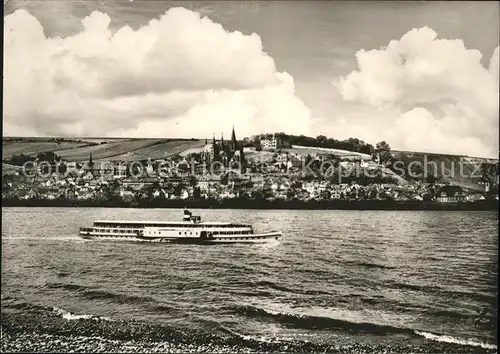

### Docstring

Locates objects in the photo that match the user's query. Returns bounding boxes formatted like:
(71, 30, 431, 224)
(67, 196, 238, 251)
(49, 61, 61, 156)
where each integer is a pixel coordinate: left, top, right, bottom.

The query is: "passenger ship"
(79, 210, 281, 244)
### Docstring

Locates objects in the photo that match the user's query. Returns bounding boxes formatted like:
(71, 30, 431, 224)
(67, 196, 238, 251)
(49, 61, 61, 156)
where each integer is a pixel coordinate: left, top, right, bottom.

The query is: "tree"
(320, 190, 331, 200)
(5, 153, 35, 166)
(422, 193, 432, 201)
(425, 173, 436, 185)
(373, 141, 392, 164)
(174, 183, 186, 196)
(480, 163, 496, 184)
(193, 186, 201, 199)
(357, 187, 366, 200)
(316, 135, 328, 147)
(36, 151, 62, 164)
(360, 143, 375, 156)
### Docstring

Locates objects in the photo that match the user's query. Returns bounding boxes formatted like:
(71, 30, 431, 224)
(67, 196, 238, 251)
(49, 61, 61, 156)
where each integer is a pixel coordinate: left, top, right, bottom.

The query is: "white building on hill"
(260, 135, 278, 150)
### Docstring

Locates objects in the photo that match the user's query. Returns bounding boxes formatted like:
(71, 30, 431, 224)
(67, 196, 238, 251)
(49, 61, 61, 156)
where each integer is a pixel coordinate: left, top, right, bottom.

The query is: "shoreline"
(1, 330, 495, 354)
(1, 198, 498, 211)
(1, 315, 496, 354)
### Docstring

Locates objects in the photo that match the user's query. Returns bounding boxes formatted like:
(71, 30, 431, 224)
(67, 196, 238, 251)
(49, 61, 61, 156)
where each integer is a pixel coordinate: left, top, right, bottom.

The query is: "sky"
(3, 0, 499, 158)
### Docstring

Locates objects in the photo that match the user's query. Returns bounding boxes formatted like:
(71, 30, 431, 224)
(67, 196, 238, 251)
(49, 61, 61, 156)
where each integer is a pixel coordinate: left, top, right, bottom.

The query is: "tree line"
(242, 133, 394, 162)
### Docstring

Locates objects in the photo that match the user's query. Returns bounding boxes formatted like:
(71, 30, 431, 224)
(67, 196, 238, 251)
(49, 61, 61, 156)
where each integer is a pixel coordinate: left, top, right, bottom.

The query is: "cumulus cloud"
(4, 8, 312, 138)
(339, 27, 499, 158)
(489, 46, 499, 86)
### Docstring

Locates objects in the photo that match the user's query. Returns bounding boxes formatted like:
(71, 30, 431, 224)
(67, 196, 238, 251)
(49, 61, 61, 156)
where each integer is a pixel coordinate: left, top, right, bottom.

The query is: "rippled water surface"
(1, 208, 497, 350)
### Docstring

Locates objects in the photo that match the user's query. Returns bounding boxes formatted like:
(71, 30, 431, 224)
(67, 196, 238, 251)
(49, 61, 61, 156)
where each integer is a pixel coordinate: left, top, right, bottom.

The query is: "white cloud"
(489, 46, 499, 86)
(3, 8, 312, 138)
(338, 27, 499, 158)
(391, 107, 490, 157)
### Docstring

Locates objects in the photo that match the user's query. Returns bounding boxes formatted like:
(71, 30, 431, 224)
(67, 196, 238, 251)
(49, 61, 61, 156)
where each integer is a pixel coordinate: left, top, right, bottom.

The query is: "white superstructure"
(79, 210, 281, 244)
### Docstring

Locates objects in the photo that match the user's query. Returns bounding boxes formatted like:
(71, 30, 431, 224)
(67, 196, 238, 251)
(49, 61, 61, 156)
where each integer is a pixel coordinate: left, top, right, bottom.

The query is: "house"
(436, 185, 466, 203)
(250, 174, 264, 183)
(331, 190, 342, 199)
(82, 171, 96, 182)
(165, 176, 188, 186)
(66, 161, 78, 171)
(113, 164, 128, 179)
(57, 179, 67, 187)
(120, 190, 135, 198)
(26, 189, 38, 199)
(260, 135, 278, 150)
(198, 180, 210, 191)
(466, 193, 486, 202)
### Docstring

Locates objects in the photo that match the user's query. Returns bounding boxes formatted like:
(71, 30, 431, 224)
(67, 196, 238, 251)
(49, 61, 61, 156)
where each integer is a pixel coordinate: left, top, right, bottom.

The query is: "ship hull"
(143, 232, 282, 244)
(79, 231, 281, 244)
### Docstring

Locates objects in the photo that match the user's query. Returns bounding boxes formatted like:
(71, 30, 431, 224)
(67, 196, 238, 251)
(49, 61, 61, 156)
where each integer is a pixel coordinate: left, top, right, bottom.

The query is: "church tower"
(229, 125, 238, 153)
(212, 133, 219, 160)
(221, 132, 227, 154)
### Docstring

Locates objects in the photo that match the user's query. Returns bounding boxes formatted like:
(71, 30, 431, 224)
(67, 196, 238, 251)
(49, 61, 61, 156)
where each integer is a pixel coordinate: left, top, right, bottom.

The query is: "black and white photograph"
(1, 0, 498, 353)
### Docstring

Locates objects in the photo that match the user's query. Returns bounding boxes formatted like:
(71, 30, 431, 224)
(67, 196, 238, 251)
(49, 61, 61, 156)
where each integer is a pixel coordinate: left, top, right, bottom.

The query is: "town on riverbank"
(2, 129, 499, 210)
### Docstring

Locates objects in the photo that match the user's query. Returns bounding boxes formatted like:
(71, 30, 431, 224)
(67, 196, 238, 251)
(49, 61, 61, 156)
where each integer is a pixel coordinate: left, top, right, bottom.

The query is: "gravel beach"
(2, 330, 498, 354)
(1, 312, 497, 354)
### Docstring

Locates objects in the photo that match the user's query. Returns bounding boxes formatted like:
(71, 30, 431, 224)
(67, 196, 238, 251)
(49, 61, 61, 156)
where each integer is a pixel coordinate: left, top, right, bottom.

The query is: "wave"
(47, 282, 89, 292)
(2, 299, 497, 352)
(46, 282, 156, 305)
(386, 281, 497, 304)
(2, 236, 82, 241)
(150, 305, 176, 313)
(415, 330, 497, 350)
(52, 307, 113, 322)
(347, 261, 397, 270)
(2, 299, 111, 322)
(254, 280, 301, 294)
(427, 309, 476, 320)
(254, 280, 332, 297)
(218, 325, 281, 345)
(228, 304, 415, 335)
(229, 304, 497, 350)
(81, 289, 155, 305)
(2, 301, 45, 311)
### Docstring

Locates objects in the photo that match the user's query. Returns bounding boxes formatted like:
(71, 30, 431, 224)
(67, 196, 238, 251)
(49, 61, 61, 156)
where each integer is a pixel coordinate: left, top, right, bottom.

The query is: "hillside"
(107, 140, 205, 161)
(391, 150, 498, 191)
(2, 163, 23, 173)
(2, 140, 91, 158)
(2, 138, 204, 163)
(2, 138, 497, 189)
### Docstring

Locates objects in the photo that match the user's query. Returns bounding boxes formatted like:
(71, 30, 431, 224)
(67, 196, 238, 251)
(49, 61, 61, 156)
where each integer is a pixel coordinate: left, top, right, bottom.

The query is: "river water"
(1, 207, 497, 352)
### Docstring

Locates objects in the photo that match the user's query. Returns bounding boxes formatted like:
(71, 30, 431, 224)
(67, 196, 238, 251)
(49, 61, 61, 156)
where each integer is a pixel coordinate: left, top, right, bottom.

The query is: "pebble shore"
(1, 311, 497, 354)
(1, 331, 258, 353)
(2, 330, 497, 354)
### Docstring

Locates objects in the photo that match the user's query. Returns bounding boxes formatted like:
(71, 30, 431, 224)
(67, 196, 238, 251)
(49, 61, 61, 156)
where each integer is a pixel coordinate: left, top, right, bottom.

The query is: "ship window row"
(94, 223, 249, 229)
(152, 231, 195, 235)
(92, 228, 256, 236)
(213, 230, 252, 235)
(95, 235, 132, 238)
(94, 229, 135, 234)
